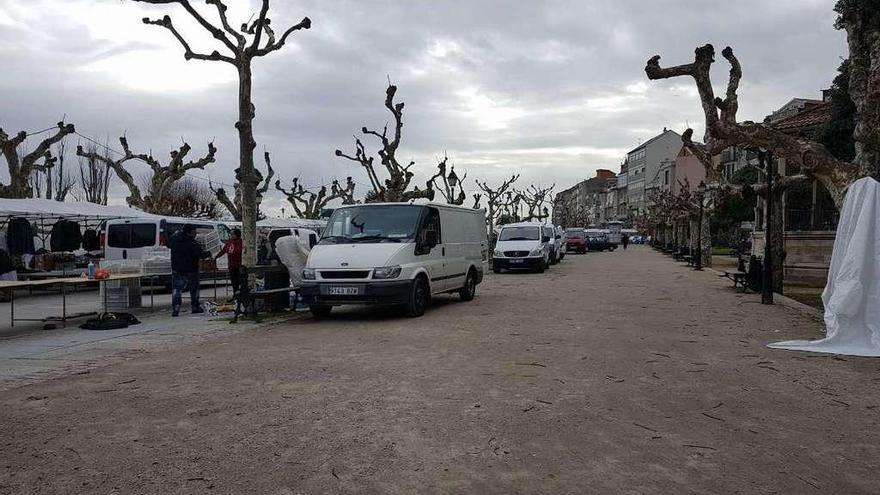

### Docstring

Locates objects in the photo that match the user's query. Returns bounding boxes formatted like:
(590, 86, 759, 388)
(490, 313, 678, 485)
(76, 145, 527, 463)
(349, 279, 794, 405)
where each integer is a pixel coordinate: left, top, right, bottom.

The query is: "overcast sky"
(0, 0, 846, 215)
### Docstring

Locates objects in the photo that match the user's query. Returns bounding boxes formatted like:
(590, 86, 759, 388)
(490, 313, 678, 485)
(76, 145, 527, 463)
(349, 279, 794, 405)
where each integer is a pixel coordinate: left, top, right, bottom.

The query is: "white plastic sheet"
(275, 233, 311, 288)
(769, 177, 880, 356)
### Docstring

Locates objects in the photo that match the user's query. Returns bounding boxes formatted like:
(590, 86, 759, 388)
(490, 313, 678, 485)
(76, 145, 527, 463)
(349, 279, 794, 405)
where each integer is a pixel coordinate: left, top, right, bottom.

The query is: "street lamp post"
(759, 150, 774, 305)
(695, 181, 706, 271)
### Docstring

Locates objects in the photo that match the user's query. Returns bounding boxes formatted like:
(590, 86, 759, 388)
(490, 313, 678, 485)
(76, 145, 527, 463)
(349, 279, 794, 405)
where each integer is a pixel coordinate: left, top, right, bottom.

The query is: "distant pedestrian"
(216, 228, 243, 295)
(622, 235, 629, 250)
(168, 224, 211, 317)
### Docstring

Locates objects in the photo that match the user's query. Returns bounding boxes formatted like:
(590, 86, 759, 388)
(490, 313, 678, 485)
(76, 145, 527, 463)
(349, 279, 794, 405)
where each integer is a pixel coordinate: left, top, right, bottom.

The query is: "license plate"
(325, 286, 361, 295)
(509, 259, 524, 264)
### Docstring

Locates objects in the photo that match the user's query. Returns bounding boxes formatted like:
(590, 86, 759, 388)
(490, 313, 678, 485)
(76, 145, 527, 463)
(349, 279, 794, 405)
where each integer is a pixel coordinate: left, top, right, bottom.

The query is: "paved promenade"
(2, 247, 877, 494)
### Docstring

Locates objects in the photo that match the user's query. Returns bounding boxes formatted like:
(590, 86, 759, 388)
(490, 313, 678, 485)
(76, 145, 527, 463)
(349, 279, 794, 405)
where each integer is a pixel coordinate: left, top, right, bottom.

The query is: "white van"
(103, 218, 229, 261)
(299, 202, 488, 318)
(492, 222, 553, 273)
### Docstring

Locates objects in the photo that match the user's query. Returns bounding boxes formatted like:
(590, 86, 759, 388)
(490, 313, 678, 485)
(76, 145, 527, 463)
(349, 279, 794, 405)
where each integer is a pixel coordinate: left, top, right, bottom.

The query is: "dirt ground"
(2, 246, 879, 494)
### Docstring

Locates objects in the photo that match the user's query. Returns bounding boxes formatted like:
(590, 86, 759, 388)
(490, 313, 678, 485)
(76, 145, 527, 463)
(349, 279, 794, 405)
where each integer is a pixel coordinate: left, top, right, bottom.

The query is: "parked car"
(493, 222, 552, 273)
(552, 226, 567, 263)
(565, 228, 588, 253)
(587, 233, 617, 252)
(299, 202, 488, 318)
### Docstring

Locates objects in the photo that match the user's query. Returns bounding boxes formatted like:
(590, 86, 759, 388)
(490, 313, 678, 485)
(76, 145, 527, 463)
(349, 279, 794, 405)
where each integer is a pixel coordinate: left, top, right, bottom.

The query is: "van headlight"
(529, 248, 543, 257)
(493, 249, 504, 258)
(302, 268, 316, 280)
(372, 265, 402, 279)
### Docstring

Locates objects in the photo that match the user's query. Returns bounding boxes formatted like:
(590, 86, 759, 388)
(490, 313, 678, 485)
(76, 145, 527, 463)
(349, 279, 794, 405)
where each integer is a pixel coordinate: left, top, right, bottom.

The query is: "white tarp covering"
(275, 232, 312, 288)
(0, 198, 156, 220)
(769, 177, 880, 356)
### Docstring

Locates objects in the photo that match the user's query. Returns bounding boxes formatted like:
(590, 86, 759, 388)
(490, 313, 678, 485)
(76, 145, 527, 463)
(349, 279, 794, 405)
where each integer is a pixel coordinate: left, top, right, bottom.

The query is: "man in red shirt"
(216, 228, 243, 295)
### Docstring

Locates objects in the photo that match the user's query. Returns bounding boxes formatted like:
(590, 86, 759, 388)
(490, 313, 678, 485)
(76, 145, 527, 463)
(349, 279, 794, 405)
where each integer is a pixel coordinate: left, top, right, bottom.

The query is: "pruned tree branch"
(276, 176, 356, 219)
(76, 135, 216, 212)
(431, 156, 469, 205)
(0, 121, 75, 198)
(336, 83, 438, 203)
(646, 42, 866, 209)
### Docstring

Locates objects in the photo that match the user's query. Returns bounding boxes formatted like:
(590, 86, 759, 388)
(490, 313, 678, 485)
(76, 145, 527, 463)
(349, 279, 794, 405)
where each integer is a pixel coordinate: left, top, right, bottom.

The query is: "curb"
(705, 267, 823, 320)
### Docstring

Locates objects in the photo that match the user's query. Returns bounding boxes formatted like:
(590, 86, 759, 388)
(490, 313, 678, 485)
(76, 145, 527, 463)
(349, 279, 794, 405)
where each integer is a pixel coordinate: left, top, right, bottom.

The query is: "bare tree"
(76, 143, 113, 205)
(519, 184, 555, 221)
(276, 177, 356, 219)
(42, 138, 75, 201)
(431, 156, 468, 205)
(553, 194, 589, 229)
(645, 2, 879, 210)
(211, 151, 275, 221)
(132, 0, 311, 274)
(476, 174, 519, 238)
(335, 84, 440, 203)
(145, 177, 221, 219)
(76, 136, 216, 214)
(0, 121, 75, 198)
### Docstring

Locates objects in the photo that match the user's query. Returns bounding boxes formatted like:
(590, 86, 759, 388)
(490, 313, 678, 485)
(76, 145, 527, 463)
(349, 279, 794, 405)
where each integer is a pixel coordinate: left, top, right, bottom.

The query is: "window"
(322, 205, 423, 243)
(107, 223, 157, 248)
(664, 170, 670, 185)
(419, 207, 441, 245)
(499, 226, 540, 241)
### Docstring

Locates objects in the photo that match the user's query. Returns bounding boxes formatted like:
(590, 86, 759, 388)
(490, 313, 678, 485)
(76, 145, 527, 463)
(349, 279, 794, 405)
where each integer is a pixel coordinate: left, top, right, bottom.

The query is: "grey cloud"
(0, 0, 847, 214)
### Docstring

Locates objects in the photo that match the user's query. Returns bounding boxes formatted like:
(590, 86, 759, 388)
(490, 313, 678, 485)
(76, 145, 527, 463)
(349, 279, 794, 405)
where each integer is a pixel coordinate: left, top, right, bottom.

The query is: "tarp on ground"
(0, 198, 157, 221)
(769, 177, 880, 357)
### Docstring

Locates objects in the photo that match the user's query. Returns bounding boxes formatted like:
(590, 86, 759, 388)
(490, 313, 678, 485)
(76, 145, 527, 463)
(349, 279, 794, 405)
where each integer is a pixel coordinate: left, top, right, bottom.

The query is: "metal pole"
(695, 194, 703, 271)
(761, 151, 774, 305)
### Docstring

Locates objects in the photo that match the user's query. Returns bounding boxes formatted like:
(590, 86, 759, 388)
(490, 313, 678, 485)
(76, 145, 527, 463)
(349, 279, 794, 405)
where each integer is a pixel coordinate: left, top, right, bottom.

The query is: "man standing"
(622, 234, 629, 250)
(216, 228, 243, 295)
(168, 224, 210, 317)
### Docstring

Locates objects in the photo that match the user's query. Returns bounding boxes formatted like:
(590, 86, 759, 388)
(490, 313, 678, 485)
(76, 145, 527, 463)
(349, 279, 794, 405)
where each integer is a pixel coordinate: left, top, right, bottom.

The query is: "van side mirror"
(542, 235, 551, 243)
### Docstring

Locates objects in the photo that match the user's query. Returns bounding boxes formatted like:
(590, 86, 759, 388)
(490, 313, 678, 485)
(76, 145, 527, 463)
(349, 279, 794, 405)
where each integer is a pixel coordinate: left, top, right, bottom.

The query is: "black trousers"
(229, 266, 242, 294)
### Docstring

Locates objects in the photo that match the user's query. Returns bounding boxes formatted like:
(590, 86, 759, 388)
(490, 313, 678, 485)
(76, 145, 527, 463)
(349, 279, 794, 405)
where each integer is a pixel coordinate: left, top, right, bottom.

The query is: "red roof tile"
(771, 101, 831, 133)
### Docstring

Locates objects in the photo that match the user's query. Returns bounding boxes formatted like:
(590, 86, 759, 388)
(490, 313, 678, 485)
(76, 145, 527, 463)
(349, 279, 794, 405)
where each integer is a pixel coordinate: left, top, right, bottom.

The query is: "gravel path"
(1, 246, 878, 494)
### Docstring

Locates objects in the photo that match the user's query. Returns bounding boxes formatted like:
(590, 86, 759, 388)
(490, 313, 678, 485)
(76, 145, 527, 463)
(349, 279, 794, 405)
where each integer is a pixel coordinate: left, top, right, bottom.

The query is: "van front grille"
(319, 270, 371, 279)
(503, 251, 530, 257)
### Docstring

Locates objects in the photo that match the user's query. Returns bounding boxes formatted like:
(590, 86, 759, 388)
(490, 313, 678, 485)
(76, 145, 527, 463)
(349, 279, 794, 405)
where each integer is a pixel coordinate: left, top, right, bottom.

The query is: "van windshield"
(499, 226, 540, 241)
(321, 205, 423, 244)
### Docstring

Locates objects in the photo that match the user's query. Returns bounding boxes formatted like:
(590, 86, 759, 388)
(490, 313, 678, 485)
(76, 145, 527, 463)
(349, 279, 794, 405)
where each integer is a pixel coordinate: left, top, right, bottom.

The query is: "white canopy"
(0, 198, 157, 222)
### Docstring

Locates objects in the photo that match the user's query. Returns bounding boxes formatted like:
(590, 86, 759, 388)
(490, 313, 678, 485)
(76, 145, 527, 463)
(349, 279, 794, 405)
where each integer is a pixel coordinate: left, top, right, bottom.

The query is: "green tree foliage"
(817, 59, 856, 161)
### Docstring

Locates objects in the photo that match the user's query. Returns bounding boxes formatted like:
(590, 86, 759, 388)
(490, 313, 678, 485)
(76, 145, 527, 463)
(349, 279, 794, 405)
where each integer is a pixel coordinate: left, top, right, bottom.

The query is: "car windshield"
(567, 233, 584, 239)
(320, 205, 423, 244)
(499, 226, 540, 241)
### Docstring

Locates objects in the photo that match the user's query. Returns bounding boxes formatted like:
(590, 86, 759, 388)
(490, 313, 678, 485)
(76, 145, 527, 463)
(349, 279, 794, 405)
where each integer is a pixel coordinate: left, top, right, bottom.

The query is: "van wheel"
(536, 260, 546, 273)
(459, 270, 477, 301)
(405, 277, 429, 317)
(310, 305, 332, 318)
(493, 265, 502, 274)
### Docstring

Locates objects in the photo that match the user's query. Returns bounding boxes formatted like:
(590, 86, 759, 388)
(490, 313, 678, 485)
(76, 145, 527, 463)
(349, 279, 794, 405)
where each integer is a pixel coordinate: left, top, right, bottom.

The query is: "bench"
(231, 286, 297, 323)
(682, 255, 694, 266)
(720, 270, 749, 292)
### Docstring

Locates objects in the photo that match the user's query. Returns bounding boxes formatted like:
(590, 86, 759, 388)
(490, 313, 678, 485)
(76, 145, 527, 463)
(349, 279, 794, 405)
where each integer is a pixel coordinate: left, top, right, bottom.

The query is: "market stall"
(0, 198, 158, 280)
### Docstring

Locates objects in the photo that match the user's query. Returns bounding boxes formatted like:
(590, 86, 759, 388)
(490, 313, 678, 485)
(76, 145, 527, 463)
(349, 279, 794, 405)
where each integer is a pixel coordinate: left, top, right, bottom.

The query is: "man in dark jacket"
(168, 224, 211, 317)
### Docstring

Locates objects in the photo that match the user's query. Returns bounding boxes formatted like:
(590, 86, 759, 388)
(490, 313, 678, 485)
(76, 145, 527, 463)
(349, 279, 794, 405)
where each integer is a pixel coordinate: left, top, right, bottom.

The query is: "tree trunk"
(770, 194, 785, 293)
(237, 64, 259, 276)
(701, 211, 713, 268)
(487, 204, 496, 246)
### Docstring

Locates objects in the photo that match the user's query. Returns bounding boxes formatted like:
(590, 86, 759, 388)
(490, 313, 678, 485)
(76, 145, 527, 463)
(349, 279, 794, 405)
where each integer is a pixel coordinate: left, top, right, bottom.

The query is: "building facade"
(626, 128, 683, 217)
